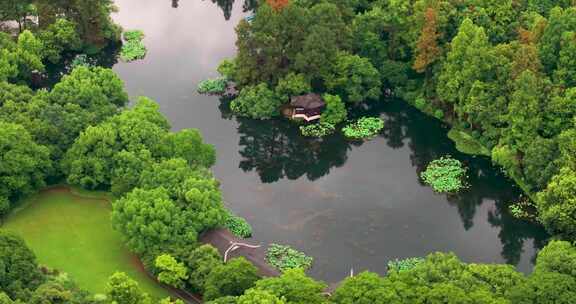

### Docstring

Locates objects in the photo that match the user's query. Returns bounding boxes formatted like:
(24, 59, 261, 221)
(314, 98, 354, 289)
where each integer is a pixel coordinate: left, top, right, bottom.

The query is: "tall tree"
(505, 70, 545, 150)
(536, 167, 576, 239)
(437, 19, 496, 118)
(413, 7, 441, 73)
(325, 52, 381, 104)
(538, 7, 576, 73)
(0, 0, 34, 32)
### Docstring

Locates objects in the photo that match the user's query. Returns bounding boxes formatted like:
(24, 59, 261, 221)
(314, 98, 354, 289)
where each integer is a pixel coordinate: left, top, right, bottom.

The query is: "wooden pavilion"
(288, 93, 325, 122)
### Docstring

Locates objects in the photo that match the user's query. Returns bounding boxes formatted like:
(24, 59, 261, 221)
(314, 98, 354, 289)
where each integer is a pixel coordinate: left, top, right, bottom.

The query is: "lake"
(110, 0, 548, 282)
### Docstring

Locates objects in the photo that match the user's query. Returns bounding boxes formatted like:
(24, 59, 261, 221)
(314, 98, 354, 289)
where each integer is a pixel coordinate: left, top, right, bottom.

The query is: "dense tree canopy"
(62, 97, 215, 191)
(204, 257, 260, 301)
(252, 269, 326, 304)
(184, 244, 223, 294)
(0, 230, 44, 301)
(0, 122, 51, 215)
(111, 187, 199, 256)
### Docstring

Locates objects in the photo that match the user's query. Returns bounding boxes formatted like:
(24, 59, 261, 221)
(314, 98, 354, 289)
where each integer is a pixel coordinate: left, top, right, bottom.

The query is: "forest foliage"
(2, 0, 576, 303)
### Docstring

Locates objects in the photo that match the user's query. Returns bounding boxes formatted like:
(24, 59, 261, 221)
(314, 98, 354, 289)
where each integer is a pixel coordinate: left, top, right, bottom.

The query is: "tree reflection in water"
(199, 0, 258, 20)
(236, 117, 352, 183)
(220, 97, 549, 268)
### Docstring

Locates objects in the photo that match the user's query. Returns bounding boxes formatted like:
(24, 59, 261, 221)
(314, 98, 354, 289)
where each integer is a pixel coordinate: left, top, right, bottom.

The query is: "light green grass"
(447, 128, 491, 157)
(2, 187, 170, 299)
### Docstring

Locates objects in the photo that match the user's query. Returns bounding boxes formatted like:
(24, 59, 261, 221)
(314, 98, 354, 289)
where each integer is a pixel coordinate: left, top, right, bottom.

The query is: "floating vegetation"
(342, 117, 384, 139)
(197, 77, 228, 94)
(509, 197, 538, 222)
(120, 30, 147, 62)
(300, 122, 335, 137)
(224, 213, 252, 238)
(421, 156, 468, 193)
(266, 244, 313, 272)
(387, 257, 425, 273)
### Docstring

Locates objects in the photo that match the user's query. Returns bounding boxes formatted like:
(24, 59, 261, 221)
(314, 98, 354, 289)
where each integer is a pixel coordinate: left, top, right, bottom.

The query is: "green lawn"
(2, 187, 170, 299)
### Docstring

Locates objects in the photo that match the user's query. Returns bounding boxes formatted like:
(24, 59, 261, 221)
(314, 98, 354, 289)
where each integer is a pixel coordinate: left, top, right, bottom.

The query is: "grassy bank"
(2, 187, 169, 299)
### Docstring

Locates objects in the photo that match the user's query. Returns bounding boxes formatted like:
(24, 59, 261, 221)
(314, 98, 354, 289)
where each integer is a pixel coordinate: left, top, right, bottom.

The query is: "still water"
(110, 0, 548, 282)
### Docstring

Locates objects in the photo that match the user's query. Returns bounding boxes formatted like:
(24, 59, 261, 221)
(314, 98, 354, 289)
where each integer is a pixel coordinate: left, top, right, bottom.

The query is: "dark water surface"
(111, 0, 548, 281)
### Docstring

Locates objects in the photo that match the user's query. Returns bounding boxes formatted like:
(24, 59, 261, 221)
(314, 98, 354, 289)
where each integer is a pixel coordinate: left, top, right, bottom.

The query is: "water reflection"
(221, 97, 549, 269)
(219, 98, 352, 182)
(488, 203, 549, 265)
(201, 0, 257, 20)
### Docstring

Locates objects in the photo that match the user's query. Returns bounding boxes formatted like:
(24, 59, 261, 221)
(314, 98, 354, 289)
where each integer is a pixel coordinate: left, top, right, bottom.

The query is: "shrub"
(225, 213, 253, 238)
(230, 84, 282, 119)
(342, 117, 384, 139)
(204, 257, 260, 300)
(300, 122, 335, 137)
(185, 245, 223, 294)
(434, 109, 444, 119)
(415, 97, 426, 110)
(123, 30, 144, 41)
(154, 254, 188, 288)
(198, 78, 228, 94)
(266, 244, 313, 272)
(387, 257, 424, 273)
(421, 156, 467, 193)
(275, 73, 311, 102)
(321, 94, 347, 125)
(217, 59, 237, 80)
(120, 30, 147, 62)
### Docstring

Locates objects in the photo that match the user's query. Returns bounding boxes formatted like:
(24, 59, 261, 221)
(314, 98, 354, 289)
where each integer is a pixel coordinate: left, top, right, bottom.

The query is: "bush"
(421, 156, 467, 193)
(225, 213, 253, 238)
(342, 117, 384, 139)
(387, 257, 424, 273)
(299, 122, 335, 137)
(204, 257, 260, 300)
(275, 73, 311, 102)
(185, 245, 223, 294)
(266, 244, 313, 272)
(217, 59, 237, 80)
(321, 94, 347, 125)
(154, 254, 188, 288)
(434, 109, 444, 119)
(230, 84, 282, 119)
(123, 30, 144, 41)
(415, 97, 426, 110)
(120, 30, 147, 62)
(198, 78, 228, 94)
